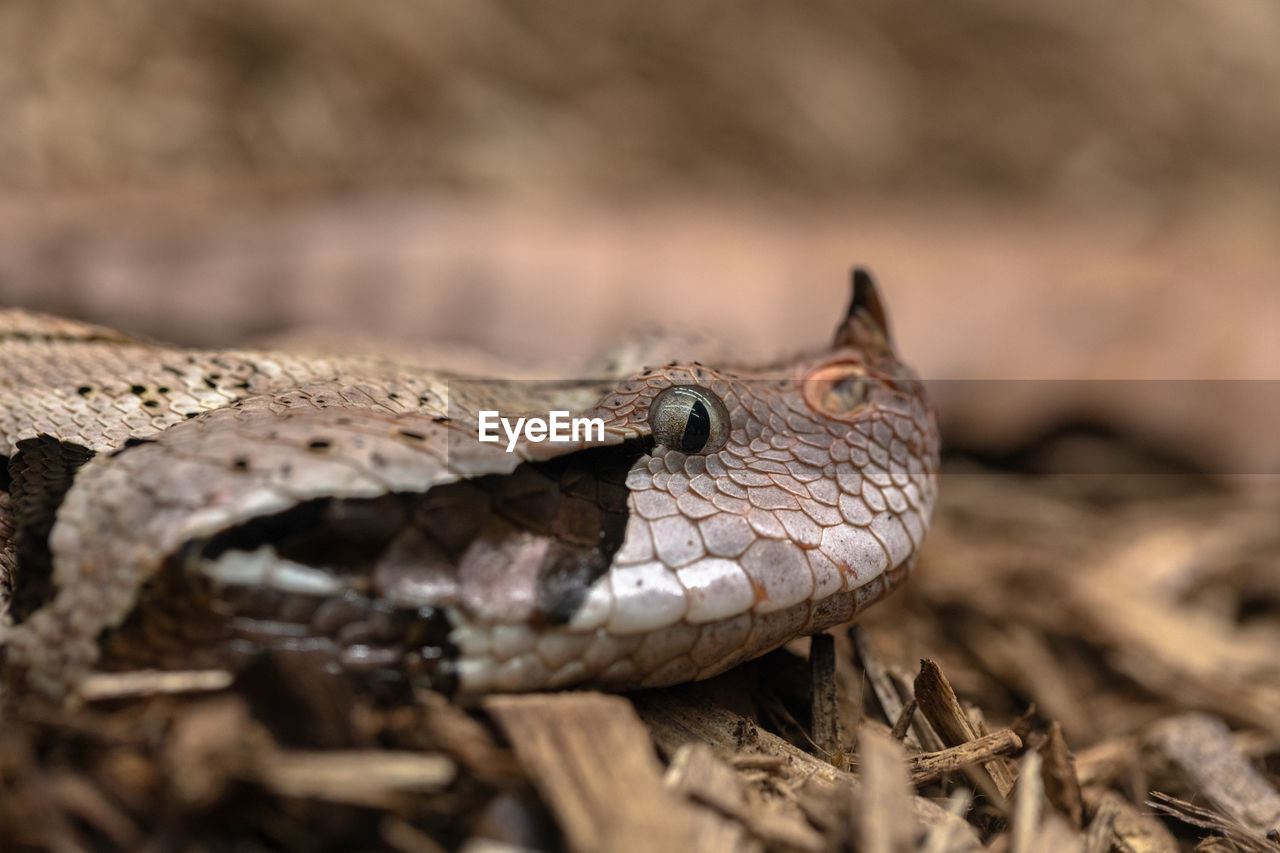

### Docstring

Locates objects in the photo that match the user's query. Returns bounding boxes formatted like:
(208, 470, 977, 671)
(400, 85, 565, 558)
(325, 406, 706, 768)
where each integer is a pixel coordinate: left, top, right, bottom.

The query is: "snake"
(0, 270, 938, 701)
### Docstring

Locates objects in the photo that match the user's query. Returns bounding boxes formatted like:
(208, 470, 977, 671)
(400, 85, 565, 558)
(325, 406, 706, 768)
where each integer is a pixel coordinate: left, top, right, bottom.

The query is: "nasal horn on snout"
(832, 267, 894, 355)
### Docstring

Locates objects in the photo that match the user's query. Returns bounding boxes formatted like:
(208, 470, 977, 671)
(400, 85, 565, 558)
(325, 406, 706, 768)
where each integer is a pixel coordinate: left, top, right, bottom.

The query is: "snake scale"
(0, 271, 938, 701)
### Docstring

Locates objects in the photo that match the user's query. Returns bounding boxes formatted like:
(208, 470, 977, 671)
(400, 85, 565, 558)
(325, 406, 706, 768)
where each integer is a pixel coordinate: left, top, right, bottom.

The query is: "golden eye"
(803, 362, 872, 416)
(648, 386, 731, 454)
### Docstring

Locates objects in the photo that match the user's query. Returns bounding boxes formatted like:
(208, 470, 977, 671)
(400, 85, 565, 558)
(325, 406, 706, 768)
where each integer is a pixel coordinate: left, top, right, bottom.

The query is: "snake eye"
(648, 385, 731, 454)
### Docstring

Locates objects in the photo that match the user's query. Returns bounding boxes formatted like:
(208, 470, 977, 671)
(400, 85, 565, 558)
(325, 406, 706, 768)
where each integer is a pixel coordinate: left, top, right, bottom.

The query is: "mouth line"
(184, 436, 654, 598)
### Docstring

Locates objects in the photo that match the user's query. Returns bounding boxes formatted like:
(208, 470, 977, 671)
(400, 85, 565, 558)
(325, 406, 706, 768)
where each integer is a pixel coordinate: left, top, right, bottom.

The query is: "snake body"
(0, 272, 938, 699)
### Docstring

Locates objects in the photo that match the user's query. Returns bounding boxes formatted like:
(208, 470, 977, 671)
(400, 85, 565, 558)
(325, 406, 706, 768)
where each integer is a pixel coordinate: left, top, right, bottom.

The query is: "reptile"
(0, 270, 938, 701)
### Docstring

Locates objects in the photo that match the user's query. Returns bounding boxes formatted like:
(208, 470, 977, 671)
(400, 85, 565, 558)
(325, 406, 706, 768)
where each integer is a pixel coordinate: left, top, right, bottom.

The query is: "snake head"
(1, 272, 937, 700)
(441, 270, 938, 691)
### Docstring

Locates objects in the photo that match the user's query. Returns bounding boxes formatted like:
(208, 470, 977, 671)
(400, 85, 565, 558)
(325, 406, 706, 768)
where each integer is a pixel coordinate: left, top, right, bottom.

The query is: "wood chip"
(1082, 787, 1178, 853)
(665, 742, 823, 851)
(962, 622, 1096, 744)
(889, 697, 918, 742)
(888, 664, 947, 752)
(634, 688, 983, 850)
(381, 814, 449, 853)
(1010, 750, 1044, 853)
(1038, 721, 1083, 827)
(77, 668, 234, 701)
(163, 682, 455, 813)
(1073, 734, 1140, 789)
(1147, 712, 1280, 838)
(809, 632, 843, 766)
(1145, 792, 1279, 853)
(1069, 525, 1280, 734)
(485, 692, 752, 853)
(851, 626, 915, 747)
(413, 689, 517, 781)
(47, 770, 143, 851)
(856, 725, 918, 853)
(665, 743, 753, 824)
(907, 728, 1022, 788)
(728, 754, 787, 771)
(255, 750, 456, 808)
(1081, 791, 1119, 853)
(163, 694, 260, 808)
(914, 658, 1017, 799)
(1010, 750, 1084, 853)
(457, 840, 546, 853)
(921, 789, 974, 853)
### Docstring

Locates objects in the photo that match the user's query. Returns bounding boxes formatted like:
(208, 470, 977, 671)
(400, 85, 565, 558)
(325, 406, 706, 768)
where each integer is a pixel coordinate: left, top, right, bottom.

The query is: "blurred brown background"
(2, 0, 1278, 469)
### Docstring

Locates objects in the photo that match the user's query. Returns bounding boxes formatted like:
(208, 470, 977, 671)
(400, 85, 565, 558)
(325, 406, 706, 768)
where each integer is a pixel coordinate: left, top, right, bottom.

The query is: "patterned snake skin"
(0, 271, 938, 700)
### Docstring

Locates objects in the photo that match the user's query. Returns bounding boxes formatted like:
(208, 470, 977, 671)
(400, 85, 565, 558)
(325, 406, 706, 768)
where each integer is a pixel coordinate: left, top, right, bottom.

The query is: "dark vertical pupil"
(680, 399, 711, 453)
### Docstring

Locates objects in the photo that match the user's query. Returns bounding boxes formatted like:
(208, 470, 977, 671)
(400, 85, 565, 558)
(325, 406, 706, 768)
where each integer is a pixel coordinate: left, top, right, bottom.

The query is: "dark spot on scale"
(130, 384, 146, 395)
(204, 378, 219, 390)
(307, 439, 332, 451)
(143, 400, 159, 408)
(388, 392, 400, 400)
(433, 416, 450, 425)
(232, 457, 249, 471)
(280, 463, 293, 476)
(76, 386, 92, 396)
(234, 381, 250, 391)
(398, 429, 426, 441)
(157, 386, 170, 394)
(184, 412, 198, 419)
(371, 452, 388, 467)
(110, 437, 158, 456)
(336, 417, 352, 425)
